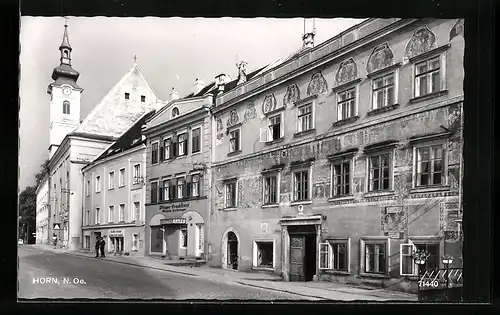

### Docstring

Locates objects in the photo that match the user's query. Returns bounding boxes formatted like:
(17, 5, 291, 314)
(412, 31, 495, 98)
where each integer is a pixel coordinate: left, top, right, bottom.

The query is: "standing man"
(94, 237, 101, 258)
(99, 236, 106, 258)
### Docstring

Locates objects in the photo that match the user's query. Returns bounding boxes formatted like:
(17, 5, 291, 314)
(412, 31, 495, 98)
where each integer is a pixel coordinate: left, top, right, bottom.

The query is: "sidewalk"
(29, 244, 417, 301)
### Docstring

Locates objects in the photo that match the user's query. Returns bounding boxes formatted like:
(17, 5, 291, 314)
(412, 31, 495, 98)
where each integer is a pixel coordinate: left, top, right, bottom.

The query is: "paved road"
(18, 246, 311, 300)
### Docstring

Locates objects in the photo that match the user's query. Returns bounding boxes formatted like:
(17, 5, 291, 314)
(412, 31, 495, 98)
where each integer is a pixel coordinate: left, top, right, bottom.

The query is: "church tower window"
(63, 100, 70, 114)
(125, 92, 130, 100)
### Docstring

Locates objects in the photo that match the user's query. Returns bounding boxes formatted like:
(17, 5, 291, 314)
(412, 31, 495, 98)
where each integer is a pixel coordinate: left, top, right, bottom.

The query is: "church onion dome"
(51, 64, 80, 82)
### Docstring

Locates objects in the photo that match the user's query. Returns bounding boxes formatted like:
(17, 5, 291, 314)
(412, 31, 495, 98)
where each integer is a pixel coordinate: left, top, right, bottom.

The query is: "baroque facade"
(208, 18, 464, 292)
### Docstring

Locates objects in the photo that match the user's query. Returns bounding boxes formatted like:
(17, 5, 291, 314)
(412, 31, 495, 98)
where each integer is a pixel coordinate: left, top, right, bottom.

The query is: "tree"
(34, 159, 50, 189)
(19, 186, 36, 244)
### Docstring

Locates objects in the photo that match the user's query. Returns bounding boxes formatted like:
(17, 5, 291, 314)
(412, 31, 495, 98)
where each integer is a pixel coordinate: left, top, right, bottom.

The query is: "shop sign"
(109, 229, 124, 237)
(388, 231, 403, 239)
(159, 202, 190, 213)
(161, 218, 186, 225)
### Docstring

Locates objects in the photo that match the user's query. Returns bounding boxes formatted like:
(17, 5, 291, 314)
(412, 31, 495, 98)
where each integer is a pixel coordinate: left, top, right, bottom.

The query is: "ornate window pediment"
(403, 25, 438, 64)
(307, 71, 328, 97)
(335, 58, 358, 87)
(366, 43, 395, 75)
(226, 109, 240, 128)
(283, 84, 301, 107)
(262, 93, 278, 114)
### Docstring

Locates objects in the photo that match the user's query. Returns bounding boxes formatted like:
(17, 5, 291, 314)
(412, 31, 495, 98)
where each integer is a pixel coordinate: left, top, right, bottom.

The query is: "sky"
(19, 16, 365, 191)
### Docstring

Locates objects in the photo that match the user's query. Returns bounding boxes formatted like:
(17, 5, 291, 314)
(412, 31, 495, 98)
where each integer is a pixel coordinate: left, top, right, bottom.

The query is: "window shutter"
(400, 242, 415, 276)
(259, 128, 268, 143)
(186, 175, 192, 198)
(159, 142, 165, 161)
(172, 138, 177, 158)
(158, 182, 164, 201)
(280, 115, 284, 138)
(170, 182, 176, 200)
(184, 138, 188, 156)
(198, 175, 203, 196)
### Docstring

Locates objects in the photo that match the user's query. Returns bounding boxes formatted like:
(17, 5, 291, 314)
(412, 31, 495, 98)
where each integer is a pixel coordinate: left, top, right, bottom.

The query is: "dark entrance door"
(288, 225, 317, 282)
(227, 232, 238, 270)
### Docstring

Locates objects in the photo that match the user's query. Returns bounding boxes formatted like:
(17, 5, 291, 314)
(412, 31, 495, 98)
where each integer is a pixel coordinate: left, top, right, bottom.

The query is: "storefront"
(82, 225, 146, 256)
(145, 198, 207, 260)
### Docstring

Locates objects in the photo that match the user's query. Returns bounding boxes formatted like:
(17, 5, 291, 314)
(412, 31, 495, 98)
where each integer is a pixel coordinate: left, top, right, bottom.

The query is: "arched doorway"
(149, 213, 166, 255)
(221, 228, 240, 270)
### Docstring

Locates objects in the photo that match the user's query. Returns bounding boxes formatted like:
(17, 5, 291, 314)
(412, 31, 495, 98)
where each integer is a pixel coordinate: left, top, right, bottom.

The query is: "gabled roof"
(221, 65, 268, 93)
(91, 109, 156, 164)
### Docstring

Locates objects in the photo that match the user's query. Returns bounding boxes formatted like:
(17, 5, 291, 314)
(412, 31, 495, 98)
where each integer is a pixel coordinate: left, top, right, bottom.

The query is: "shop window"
(319, 239, 349, 271)
(253, 240, 274, 269)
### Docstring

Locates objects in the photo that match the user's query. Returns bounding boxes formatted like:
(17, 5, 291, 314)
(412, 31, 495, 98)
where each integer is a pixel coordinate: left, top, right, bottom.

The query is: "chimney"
(237, 61, 248, 85)
(302, 32, 315, 49)
(170, 87, 180, 101)
(193, 78, 205, 95)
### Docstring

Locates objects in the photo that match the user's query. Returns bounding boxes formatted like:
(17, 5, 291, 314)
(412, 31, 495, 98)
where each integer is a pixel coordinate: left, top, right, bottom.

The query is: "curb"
(234, 281, 324, 300)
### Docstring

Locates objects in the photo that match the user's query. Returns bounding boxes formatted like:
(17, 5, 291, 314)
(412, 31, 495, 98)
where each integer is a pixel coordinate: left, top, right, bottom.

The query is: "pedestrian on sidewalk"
(53, 236, 58, 249)
(99, 237, 106, 258)
(94, 237, 101, 258)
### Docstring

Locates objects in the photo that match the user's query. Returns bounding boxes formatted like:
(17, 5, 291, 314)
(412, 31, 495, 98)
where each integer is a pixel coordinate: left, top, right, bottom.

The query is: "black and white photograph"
(18, 16, 466, 302)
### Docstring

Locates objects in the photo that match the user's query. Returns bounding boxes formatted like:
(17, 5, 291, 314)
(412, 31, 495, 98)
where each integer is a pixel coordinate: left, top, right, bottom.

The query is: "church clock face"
(62, 87, 72, 96)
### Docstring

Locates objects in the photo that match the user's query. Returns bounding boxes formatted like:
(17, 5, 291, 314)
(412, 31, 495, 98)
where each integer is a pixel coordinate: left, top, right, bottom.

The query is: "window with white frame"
(229, 128, 240, 153)
(119, 204, 125, 222)
(400, 240, 440, 276)
(368, 152, 392, 191)
(415, 144, 446, 187)
(95, 207, 100, 224)
(108, 171, 115, 190)
(178, 133, 187, 156)
(151, 181, 158, 203)
(86, 180, 91, 196)
(177, 177, 185, 199)
(108, 205, 114, 223)
(163, 137, 172, 160)
(332, 159, 352, 197)
(134, 202, 140, 222)
(151, 142, 159, 164)
(191, 127, 201, 154)
(192, 174, 201, 197)
(225, 181, 237, 208)
(293, 169, 310, 202)
(319, 239, 350, 271)
(263, 172, 279, 205)
(414, 242, 440, 270)
(372, 72, 396, 109)
(162, 179, 170, 201)
(133, 164, 141, 184)
(414, 56, 441, 98)
(253, 240, 274, 269)
(337, 88, 356, 121)
(119, 168, 125, 187)
(297, 103, 313, 133)
(400, 243, 415, 276)
(268, 113, 284, 141)
(95, 176, 101, 193)
(364, 241, 388, 274)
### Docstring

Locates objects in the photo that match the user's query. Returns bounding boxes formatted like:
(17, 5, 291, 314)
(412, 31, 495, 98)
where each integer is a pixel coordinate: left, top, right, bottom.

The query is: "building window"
(192, 174, 201, 197)
(63, 100, 70, 115)
(364, 243, 387, 274)
(132, 234, 139, 251)
(108, 171, 115, 190)
(178, 133, 187, 156)
(415, 144, 445, 187)
(177, 177, 185, 199)
(134, 202, 140, 222)
(95, 176, 101, 193)
(163, 138, 171, 160)
(263, 173, 279, 205)
(368, 153, 392, 191)
(400, 241, 440, 276)
(108, 205, 114, 223)
(133, 164, 141, 184)
(84, 235, 90, 249)
(180, 225, 188, 248)
(337, 88, 356, 121)
(151, 181, 158, 203)
(332, 160, 351, 197)
(372, 73, 396, 109)
(151, 142, 159, 164)
(162, 179, 170, 201)
(86, 210, 90, 226)
(119, 204, 125, 222)
(96, 208, 100, 224)
(125, 92, 130, 100)
(229, 129, 241, 153)
(268, 113, 283, 141)
(119, 168, 125, 187)
(319, 239, 350, 271)
(141, 95, 146, 102)
(191, 127, 201, 154)
(86, 180, 91, 196)
(400, 243, 415, 276)
(253, 240, 274, 269)
(172, 107, 179, 118)
(415, 242, 440, 271)
(297, 103, 313, 133)
(225, 181, 237, 209)
(414, 56, 441, 98)
(293, 170, 310, 202)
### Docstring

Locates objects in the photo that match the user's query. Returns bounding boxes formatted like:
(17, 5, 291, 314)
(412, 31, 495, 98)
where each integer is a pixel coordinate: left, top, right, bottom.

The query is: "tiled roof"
(93, 109, 156, 162)
(222, 65, 268, 93)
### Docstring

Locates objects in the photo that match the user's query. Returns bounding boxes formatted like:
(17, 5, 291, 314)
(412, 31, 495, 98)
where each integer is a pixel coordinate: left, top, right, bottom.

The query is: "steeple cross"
(63, 16, 69, 26)
(133, 54, 137, 64)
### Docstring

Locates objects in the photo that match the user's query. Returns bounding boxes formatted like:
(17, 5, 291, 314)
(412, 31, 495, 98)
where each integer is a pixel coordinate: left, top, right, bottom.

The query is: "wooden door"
(289, 235, 305, 281)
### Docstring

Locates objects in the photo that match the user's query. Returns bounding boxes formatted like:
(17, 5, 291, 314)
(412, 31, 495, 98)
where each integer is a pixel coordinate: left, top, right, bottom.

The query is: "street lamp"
(413, 249, 430, 301)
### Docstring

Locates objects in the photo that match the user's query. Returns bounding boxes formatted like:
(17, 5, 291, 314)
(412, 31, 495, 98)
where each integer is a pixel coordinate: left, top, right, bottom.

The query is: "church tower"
(47, 21, 83, 159)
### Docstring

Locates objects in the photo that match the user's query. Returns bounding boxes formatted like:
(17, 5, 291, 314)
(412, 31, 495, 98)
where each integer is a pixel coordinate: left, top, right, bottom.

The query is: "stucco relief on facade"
(335, 58, 358, 87)
(262, 93, 278, 114)
(283, 84, 301, 107)
(381, 206, 406, 237)
(243, 101, 257, 123)
(449, 19, 465, 42)
(226, 109, 240, 128)
(366, 42, 395, 74)
(439, 202, 461, 242)
(306, 71, 328, 97)
(403, 25, 438, 64)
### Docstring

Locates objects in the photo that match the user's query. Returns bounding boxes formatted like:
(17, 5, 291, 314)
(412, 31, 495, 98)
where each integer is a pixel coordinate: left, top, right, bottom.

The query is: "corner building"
(209, 18, 464, 292)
